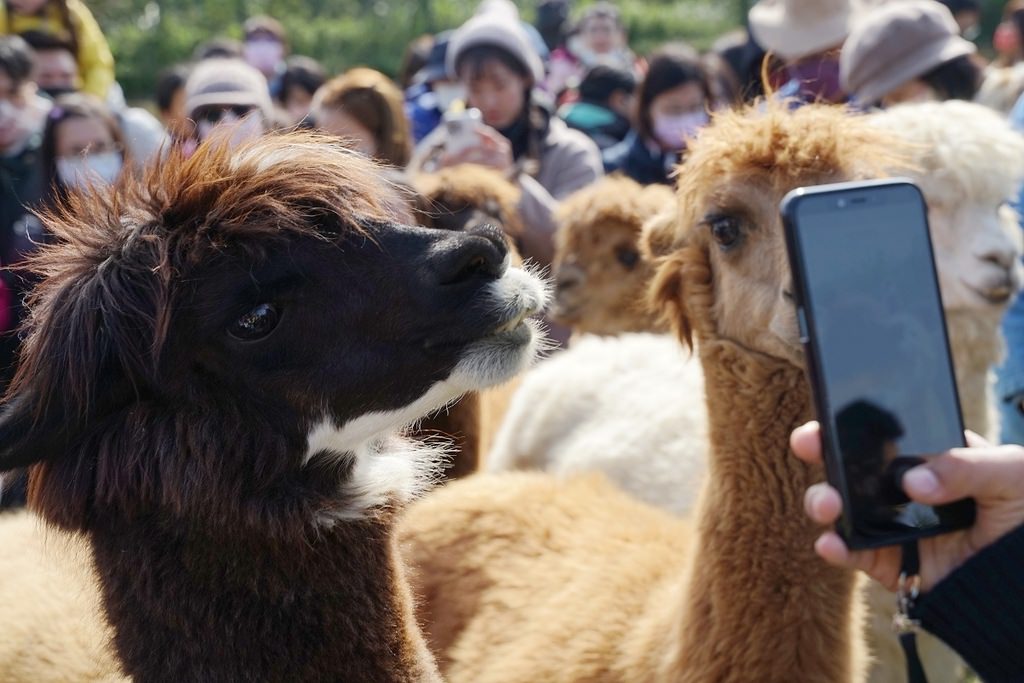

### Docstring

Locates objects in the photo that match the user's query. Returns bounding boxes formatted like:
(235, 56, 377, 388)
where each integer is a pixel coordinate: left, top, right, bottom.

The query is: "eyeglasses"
(193, 104, 256, 124)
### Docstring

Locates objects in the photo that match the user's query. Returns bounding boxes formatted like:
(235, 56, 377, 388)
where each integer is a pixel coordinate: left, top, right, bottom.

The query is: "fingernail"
(903, 467, 939, 497)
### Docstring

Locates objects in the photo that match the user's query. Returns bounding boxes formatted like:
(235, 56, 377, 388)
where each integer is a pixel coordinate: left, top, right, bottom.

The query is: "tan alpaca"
(550, 175, 675, 336)
(400, 103, 908, 682)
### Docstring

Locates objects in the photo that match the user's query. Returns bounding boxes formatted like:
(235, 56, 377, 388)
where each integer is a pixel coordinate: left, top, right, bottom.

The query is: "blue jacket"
(602, 131, 677, 186)
(997, 93, 1024, 444)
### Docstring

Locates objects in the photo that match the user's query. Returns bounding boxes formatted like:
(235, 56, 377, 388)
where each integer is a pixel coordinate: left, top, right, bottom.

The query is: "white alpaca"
(486, 332, 706, 516)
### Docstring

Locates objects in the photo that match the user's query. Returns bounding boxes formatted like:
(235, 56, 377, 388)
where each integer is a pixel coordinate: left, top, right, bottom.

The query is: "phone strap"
(894, 540, 928, 683)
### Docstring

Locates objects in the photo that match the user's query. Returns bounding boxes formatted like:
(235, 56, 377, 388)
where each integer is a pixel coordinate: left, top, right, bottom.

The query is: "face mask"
(652, 110, 708, 150)
(787, 57, 844, 103)
(995, 22, 1019, 56)
(56, 151, 122, 188)
(244, 38, 284, 74)
(433, 83, 465, 112)
(41, 86, 77, 99)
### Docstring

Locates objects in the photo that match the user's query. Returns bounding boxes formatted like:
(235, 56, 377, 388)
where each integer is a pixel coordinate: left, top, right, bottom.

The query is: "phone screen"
(788, 182, 973, 546)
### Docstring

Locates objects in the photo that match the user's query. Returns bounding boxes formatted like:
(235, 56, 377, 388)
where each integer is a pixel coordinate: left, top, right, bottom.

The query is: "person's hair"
(0, 35, 34, 88)
(193, 37, 243, 61)
(243, 15, 287, 44)
(635, 43, 713, 144)
(577, 2, 624, 31)
(277, 55, 326, 106)
(455, 44, 531, 84)
(9, 0, 79, 57)
(577, 64, 636, 105)
(919, 53, 981, 101)
(399, 34, 434, 90)
(40, 93, 127, 205)
(18, 29, 74, 56)
(154, 63, 191, 115)
(313, 68, 412, 168)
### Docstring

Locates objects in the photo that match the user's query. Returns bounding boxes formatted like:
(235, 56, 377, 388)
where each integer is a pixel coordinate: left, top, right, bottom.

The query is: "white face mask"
(56, 150, 123, 188)
(244, 38, 284, 74)
(652, 110, 708, 150)
(433, 83, 466, 112)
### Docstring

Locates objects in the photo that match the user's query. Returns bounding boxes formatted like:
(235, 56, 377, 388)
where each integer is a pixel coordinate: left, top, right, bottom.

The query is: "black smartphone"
(781, 178, 976, 550)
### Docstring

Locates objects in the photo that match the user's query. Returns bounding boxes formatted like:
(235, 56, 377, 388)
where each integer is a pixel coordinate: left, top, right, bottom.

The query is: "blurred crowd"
(4, 0, 1024, 436)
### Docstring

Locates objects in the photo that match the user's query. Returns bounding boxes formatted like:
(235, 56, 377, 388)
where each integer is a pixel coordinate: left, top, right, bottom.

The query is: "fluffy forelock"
(869, 100, 1024, 206)
(555, 175, 674, 250)
(672, 101, 909, 249)
(13, 132, 398, 423)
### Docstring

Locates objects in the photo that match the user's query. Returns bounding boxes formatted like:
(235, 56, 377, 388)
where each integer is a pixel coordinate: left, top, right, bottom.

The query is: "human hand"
(439, 125, 514, 173)
(792, 421, 1024, 592)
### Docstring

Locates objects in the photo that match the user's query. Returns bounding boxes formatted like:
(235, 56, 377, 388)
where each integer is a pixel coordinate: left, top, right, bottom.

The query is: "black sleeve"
(914, 523, 1024, 682)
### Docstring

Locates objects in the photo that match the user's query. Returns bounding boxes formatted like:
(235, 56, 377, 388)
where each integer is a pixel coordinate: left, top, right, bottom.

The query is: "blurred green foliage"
(87, 0, 1010, 102)
(89, 0, 748, 100)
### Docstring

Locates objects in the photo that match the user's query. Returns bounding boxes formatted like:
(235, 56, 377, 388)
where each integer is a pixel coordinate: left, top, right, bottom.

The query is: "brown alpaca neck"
(88, 510, 440, 683)
(664, 337, 860, 682)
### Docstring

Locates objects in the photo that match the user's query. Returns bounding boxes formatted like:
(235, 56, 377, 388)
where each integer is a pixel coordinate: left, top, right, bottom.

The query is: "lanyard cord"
(895, 540, 928, 683)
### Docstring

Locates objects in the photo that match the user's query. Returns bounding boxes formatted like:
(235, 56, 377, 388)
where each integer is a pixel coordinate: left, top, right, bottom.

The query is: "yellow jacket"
(1, 0, 115, 100)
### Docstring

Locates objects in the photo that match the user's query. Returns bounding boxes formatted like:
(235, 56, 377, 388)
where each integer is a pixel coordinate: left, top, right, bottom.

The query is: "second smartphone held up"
(781, 179, 976, 550)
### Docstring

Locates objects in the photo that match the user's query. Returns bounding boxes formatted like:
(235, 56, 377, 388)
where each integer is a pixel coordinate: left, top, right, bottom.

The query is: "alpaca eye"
(229, 303, 280, 341)
(708, 216, 742, 250)
(615, 246, 639, 270)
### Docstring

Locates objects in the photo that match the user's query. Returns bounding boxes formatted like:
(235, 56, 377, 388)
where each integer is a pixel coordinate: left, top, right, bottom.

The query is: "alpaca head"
(869, 101, 1024, 315)
(0, 133, 547, 534)
(551, 176, 674, 335)
(412, 164, 525, 239)
(644, 103, 905, 366)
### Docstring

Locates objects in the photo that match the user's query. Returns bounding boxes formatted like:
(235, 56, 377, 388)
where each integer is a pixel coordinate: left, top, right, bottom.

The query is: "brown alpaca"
(0, 133, 547, 681)
(551, 175, 674, 336)
(400, 103, 909, 682)
(410, 165, 532, 476)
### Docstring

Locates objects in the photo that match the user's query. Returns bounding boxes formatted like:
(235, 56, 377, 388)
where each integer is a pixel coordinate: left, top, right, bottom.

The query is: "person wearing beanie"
(409, 0, 602, 274)
(748, 0, 853, 104)
(183, 58, 274, 152)
(602, 43, 715, 186)
(840, 0, 979, 109)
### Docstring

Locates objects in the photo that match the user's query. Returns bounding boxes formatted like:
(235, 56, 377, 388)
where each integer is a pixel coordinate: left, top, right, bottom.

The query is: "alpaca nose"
(978, 246, 1016, 271)
(435, 224, 508, 286)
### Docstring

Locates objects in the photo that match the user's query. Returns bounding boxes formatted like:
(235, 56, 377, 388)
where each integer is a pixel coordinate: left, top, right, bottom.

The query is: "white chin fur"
(308, 265, 549, 524)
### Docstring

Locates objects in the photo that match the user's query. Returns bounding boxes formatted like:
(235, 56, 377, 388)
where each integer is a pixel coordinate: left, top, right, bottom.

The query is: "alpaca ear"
(647, 253, 692, 350)
(0, 374, 135, 472)
(639, 207, 680, 260)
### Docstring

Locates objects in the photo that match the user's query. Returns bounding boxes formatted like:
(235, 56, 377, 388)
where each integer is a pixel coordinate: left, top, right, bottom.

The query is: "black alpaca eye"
(615, 246, 640, 270)
(229, 303, 280, 341)
(709, 216, 742, 249)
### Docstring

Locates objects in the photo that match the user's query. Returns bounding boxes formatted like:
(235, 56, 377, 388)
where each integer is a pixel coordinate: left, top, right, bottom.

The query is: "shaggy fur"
(486, 332, 707, 517)
(0, 133, 547, 681)
(400, 103, 903, 682)
(0, 513, 124, 682)
(550, 176, 674, 336)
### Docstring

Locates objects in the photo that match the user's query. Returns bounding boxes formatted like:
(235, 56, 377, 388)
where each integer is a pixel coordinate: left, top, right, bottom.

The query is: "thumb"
(902, 445, 1024, 505)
